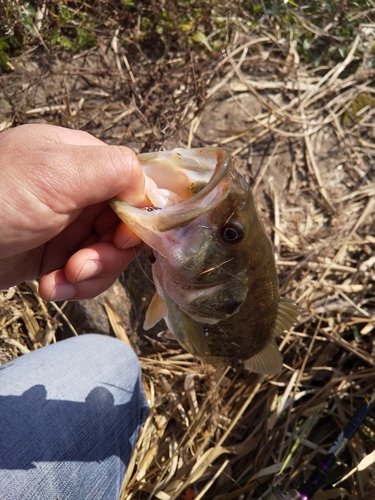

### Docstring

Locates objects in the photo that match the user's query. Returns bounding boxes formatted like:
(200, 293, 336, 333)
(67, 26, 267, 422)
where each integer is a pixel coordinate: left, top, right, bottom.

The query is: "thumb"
(45, 143, 147, 213)
(60, 142, 148, 209)
(7, 124, 149, 215)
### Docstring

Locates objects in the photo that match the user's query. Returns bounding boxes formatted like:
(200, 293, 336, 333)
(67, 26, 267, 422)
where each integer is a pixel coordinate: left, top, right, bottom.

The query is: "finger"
(8, 124, 150, 214)
(44, 125, 158, 207)
(42, 143, 146, 212)
(113, 222, 142, 249)
(93, 205, 144, 248)
(93, 205, 121, 236)
(65, 242, 141, 283)
(38, 269, 118, 301)
(39, 204, 109, 274)
(39, 210, 139, 279)
(39, 242, 142, 301)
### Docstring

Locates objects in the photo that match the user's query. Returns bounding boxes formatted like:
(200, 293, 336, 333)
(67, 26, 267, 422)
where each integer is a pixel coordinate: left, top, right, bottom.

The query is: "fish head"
(110, 148, 262, 323)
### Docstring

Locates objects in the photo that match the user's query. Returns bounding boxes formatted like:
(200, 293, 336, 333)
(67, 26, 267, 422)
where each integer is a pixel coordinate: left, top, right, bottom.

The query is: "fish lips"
(110, 148, 233, 255)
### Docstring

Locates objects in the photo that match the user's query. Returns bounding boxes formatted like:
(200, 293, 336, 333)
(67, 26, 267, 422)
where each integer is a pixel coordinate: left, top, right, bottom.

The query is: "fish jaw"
(137, 148, 221, 199)
(109, 147, 233, 257)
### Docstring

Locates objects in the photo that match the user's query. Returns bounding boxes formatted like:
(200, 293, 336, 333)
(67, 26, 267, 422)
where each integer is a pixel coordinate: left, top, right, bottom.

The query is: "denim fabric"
(0, 334, 148, 500)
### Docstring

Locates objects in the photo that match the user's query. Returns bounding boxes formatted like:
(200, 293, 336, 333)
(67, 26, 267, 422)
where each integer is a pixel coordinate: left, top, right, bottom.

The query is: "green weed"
(0, 0, 374, 72)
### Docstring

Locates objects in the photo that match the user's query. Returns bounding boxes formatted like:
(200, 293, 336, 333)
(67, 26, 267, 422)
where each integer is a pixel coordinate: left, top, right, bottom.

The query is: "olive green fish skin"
(150, 165, 279, 365)
(110, 147, 295, 371)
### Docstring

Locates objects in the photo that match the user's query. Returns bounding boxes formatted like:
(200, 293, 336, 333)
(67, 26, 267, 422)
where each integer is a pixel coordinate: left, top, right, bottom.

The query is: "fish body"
(110, 148, 298, 373)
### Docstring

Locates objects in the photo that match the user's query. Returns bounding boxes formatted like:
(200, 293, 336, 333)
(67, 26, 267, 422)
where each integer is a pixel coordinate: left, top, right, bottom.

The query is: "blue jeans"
(0, 334, 148, 500)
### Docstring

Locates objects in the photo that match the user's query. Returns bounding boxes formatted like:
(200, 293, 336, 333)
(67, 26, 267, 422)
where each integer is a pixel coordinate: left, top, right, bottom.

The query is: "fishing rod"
(266, 386, 375, 500)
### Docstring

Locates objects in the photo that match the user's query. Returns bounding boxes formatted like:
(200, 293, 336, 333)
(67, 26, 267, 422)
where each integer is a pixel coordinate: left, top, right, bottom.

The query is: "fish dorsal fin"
(181, 312, 206, 357)
(273, 297, 299, 336)
(244, 339, 283, 374)
(144, 292, 167, 330)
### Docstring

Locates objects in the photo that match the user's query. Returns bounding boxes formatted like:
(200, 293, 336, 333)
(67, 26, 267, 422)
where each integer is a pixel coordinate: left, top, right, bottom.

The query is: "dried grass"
(1, 17, 375, 500)
(118, 29, 375, 500)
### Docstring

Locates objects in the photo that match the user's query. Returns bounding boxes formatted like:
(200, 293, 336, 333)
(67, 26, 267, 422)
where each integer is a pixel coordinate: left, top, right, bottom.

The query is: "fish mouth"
(110, 147, 233, 241)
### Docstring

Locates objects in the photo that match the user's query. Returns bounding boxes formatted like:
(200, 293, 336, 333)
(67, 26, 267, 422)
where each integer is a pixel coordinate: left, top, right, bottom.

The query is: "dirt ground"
(1, 26, 375, 500)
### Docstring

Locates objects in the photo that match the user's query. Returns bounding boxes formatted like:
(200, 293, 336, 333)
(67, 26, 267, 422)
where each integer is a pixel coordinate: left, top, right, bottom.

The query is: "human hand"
(0, 124, 156, 300)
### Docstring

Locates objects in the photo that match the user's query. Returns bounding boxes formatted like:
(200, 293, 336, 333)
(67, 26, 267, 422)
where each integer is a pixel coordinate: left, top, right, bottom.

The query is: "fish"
(110, 147, 298, 374)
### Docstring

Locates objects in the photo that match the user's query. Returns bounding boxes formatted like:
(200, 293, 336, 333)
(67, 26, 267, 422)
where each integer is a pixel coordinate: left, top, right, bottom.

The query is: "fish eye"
(220, 220, 244, 244)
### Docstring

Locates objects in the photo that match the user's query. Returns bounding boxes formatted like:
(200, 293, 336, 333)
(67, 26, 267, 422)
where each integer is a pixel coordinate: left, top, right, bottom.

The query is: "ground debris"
(1, 8, 375, 499)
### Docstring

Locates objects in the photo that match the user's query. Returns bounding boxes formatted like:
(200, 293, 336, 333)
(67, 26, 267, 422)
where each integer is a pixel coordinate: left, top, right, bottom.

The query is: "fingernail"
(49, 283, 76, 301)
(120, 236, 142, 250)
(115, 224, 142, 249)
(77, 260, 103, 281)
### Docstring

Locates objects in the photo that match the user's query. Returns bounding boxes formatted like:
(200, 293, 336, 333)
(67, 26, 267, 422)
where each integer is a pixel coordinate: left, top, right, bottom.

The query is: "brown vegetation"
(1, 3, 375, 499)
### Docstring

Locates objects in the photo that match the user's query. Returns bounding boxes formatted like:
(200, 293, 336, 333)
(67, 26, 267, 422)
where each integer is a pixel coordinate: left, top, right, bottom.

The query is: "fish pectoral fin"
(273, 297, 300, 336)
(244, 339, 283, 374)
(144, 292, 167, 330)
(181, 312, 206, 357)
(157, 330, 176, 341)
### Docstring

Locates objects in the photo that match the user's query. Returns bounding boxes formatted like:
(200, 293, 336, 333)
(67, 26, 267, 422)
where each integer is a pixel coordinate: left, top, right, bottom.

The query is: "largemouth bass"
(110, 148, 298, 373)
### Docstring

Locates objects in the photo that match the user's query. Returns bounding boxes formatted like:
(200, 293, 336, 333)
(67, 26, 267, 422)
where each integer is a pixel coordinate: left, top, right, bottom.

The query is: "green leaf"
(192, 31, 212, 51)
